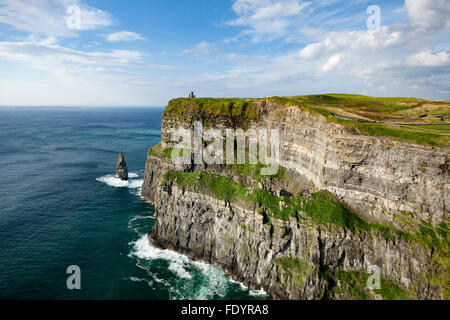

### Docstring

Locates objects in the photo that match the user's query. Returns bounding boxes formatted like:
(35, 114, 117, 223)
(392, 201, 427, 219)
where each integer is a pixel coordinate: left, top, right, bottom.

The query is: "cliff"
(142, 95, 449, 300)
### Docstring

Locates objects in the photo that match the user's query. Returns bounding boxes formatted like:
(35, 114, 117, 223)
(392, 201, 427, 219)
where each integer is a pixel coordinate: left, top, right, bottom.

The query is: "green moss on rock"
(274, 257, 310, 285)
(164, 170, 381, 233)
(324, 270, 410, 300)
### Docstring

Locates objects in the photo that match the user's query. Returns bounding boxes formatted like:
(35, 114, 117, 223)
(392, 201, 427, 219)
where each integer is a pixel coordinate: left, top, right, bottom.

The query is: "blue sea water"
(0, 107, 268, 300)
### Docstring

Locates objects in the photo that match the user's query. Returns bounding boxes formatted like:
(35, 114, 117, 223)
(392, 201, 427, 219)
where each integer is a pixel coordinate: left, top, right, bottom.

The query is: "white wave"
(96, 173, 143, 189)
(191, 260, 229, 300)
(229, 278, 249, 291)
(128, 215, 154, 233)
(223, 271, 268, 297)
(168, 262, 193, 279)
(249, 288, 268, 297)
(151, 274, 165, 284)
(130, 235, 193, 280)
(127, 276, 153, 287)
(129, 215, 154, 224)
(129, 235, 227, 299)
(128, 234, 267, 300)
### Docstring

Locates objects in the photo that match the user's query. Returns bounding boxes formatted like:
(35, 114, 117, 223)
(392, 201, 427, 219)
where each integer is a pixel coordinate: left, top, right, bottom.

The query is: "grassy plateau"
(163, 94, 449, 147)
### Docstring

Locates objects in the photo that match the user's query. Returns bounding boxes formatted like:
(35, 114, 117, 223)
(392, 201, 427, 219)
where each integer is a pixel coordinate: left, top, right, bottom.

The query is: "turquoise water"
(0, 107, 268, 300)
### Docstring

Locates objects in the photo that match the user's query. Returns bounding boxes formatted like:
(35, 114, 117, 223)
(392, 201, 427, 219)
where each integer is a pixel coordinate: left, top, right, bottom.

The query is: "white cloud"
(299, 42, 324, 59)
(321, 54, 341, 73)
(198, 0, 450, 100)
(228, 0, 310, 41)
(182, 41, 214, 56)
(407, 50, 450, 67)
(0, 1, 176, 106)
(0, 38, 143, 73)
(0, 0, 113, 37)
(251, 1, 307, 20)
(0, 37, 182, 106)
(405, 0, 450, 31)
(105, 31, 145, 42)
(297, 26, 409, 59)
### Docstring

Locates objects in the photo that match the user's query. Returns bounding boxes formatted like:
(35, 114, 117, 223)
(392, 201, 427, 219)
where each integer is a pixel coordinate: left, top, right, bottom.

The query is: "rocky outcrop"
(142, 98, 449, 300)
(116, 152, 128, 181)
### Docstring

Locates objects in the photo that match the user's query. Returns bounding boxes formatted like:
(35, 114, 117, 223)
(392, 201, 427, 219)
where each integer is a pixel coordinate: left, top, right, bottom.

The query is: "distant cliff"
(142, 96, 449, 300)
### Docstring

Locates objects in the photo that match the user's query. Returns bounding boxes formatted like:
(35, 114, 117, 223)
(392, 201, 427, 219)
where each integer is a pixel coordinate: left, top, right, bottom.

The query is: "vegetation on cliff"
(274, 257, 311, 286)
(322, 270, 411, 300)
(164, 170, 396, 234)
(270, 95, 449, 147)
(148, 142, 184, 159)
(163, 98, 260, 128)
(162, 169, 449, 299)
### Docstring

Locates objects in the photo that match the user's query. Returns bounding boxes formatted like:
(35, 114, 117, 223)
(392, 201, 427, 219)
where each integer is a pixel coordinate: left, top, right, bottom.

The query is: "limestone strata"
(150, 183, 439, 299)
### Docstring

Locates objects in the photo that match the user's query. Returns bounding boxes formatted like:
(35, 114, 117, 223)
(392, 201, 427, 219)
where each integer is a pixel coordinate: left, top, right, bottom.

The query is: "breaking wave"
(96, 172, 143, 189)
(128, 233, 268, 300)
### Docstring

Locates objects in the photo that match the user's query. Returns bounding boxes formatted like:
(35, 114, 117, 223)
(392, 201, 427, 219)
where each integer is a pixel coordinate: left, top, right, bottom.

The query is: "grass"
(163, 170, 332, 226)
(324, 270, 411, 300)
(162, 94, 449, 147)
(415, 221, 449, 298)
(342, 121, 445, 146)
(268, 96, 447, 146)
(148, 143, 184, 159)
(275, 257, 309, 274)
(164, 170, 448, 242)
(164, 170, 247, 202)
(162, 147, 184, 159)
(300, 191, 370, 230)
(274, 257, 310, 285)
(402, 124, 450, 132)
(269, 94, 425, 114)
(163, 98, 259, 128)
(148, 142, 162, 157)
(228, 162, 286, 181)
(164, 170, 400, 235)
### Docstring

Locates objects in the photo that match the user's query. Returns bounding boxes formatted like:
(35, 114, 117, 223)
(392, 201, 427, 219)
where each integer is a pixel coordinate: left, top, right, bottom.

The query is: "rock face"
(142, 98, 449, 300)
(116, 152, 128, 181)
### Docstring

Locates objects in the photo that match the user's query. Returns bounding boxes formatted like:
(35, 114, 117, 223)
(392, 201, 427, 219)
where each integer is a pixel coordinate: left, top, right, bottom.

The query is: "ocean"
(0, 107, 268, 300)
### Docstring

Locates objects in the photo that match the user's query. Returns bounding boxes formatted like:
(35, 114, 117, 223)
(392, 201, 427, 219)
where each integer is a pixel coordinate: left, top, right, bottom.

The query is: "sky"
(0, 0, 449, 106)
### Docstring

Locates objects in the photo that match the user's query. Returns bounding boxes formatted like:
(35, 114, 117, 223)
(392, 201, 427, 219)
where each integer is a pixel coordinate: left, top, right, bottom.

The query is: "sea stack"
(116, 152, 128, 181)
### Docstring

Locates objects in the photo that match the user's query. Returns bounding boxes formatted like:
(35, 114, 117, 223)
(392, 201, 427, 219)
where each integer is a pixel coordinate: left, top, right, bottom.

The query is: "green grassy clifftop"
(163, 94, 450, 147)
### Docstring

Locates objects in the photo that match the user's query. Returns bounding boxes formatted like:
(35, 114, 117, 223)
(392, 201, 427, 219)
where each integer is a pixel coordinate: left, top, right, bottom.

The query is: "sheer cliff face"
(142, 99, 449, 300)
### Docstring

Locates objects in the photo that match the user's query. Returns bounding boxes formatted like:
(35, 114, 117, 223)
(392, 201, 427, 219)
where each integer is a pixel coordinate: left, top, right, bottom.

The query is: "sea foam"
(96, 173, 143, 189)
(128, 234, 268, 299)
(130, 235, 193, 280)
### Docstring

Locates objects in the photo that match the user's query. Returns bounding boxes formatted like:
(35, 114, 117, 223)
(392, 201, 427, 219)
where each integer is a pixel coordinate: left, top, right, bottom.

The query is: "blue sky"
(0, 0, 449, 106)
